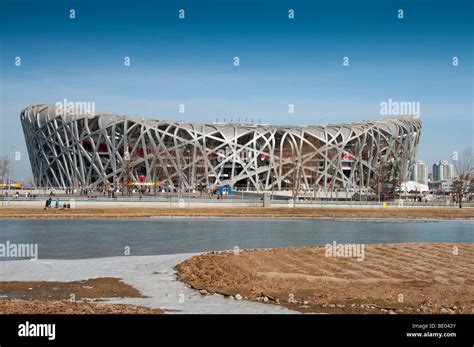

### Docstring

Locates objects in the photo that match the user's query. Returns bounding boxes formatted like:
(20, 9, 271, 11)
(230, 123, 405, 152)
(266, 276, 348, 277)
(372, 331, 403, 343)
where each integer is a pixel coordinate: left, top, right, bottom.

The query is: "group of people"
(43, 197, 71, 210)
(2, 191, 21, 198)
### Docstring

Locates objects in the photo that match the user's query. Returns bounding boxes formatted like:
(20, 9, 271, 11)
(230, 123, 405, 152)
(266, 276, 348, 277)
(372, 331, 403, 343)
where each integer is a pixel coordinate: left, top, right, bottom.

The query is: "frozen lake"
(1, 218, 472, 259)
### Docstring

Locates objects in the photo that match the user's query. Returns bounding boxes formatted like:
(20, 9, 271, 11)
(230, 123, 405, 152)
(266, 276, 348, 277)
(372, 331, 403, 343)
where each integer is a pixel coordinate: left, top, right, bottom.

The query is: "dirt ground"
(0, 277, 164, 314)
(1, 206, 473, 219)
(175, 243, 474, 314)
(0, 300, 164, 314)
(0, 277, 144, 301)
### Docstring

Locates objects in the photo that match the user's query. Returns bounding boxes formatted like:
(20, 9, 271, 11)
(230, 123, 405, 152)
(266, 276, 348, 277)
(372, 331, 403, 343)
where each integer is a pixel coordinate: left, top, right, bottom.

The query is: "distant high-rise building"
(411, 160, 428, 185)
(432, 160, 455, 182)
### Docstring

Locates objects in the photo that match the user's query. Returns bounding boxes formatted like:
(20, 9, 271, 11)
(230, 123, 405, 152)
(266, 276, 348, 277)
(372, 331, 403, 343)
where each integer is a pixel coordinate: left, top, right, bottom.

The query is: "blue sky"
(1, 0, 472, 181)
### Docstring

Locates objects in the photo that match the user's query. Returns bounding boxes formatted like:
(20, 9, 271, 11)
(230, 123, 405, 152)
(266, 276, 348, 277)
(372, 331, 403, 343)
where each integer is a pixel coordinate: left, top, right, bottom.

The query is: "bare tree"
(195, 154, 207, 197)
(151, 148, 167, 196)
(390, 160, 403, 201)
(451, 146, 473, 208)
(119, 153, 136, 197)
(0, 154, 11, 184)
(370, 160, 392, 201)
(288, 155, 304, 207)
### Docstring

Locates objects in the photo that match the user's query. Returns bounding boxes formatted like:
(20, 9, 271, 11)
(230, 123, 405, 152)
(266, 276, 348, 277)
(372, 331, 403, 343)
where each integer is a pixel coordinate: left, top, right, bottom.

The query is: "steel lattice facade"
(21, 104, 421, 191)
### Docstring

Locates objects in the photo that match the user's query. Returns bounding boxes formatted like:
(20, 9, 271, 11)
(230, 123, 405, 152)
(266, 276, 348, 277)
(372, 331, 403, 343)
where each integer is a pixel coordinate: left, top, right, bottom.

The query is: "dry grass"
(0, 277, 145, 301)
(0, 300, 164, 314)
(0, 277, 164, 314)
(1, 206, 473, 219)
(175, 243, 474, 314)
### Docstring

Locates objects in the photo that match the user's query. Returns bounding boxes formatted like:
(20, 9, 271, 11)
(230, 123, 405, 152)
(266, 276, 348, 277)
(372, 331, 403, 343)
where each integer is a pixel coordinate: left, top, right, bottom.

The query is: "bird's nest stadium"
(21, 104, 421, 195)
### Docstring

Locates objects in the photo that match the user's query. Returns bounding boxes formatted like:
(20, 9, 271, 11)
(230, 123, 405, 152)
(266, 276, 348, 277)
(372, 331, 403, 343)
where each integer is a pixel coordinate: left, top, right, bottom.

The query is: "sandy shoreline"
(1, 206, 473, 219)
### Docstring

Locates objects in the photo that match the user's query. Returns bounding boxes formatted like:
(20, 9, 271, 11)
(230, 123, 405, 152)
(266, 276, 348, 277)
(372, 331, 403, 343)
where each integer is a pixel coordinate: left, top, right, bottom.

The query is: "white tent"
(401, 181, 429, 193)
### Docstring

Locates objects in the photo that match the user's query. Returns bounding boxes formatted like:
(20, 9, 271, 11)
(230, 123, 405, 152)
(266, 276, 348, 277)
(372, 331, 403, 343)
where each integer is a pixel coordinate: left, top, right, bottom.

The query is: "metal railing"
(2, 195, 473, 208)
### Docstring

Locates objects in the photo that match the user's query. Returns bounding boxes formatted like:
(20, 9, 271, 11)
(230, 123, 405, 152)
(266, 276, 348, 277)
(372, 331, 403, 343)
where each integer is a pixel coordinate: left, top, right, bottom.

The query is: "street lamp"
(6, 146, 16, 205)
(187, 148, 192, 202)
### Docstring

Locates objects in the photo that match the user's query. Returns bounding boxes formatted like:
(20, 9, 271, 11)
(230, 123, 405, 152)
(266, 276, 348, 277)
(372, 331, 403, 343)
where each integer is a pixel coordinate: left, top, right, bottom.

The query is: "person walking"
(44, 197, 52, 210)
